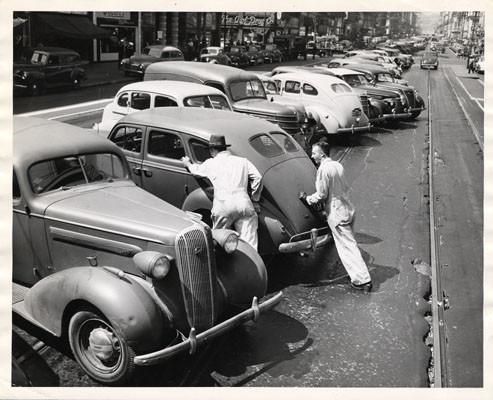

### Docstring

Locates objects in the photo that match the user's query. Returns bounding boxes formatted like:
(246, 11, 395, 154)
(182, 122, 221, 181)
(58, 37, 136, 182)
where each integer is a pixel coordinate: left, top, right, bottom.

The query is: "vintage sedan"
(199, 46, 232, 65)
(13, 116, 281, 385)
(420, 51, 439, 70)
(226, 46, 250, 67)
(342, 64, 425, 119)
(107, 107, 331, 256)
(13, 47, 86, 96)
(323, 67, 412, 121)
(120, 45, 184, 76)
(93, 80, 232, 133)
(269, 71, 372, 135)
(262, 43, 283, 63)
(245, 45, 265, 65)
(144, 61, 305, 137)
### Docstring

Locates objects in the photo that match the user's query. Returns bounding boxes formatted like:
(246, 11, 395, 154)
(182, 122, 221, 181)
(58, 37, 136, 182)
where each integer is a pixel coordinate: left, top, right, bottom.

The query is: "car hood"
(262, 157, 325, 233)
(44, 183, 195, 245)
(129, 54, 161, 64)
(353, 84, 399, 98)
(233, 98, 297, 116)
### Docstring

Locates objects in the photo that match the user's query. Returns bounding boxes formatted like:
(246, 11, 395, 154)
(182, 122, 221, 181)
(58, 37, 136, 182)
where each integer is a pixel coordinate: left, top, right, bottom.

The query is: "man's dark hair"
(313, 141, 331, 156)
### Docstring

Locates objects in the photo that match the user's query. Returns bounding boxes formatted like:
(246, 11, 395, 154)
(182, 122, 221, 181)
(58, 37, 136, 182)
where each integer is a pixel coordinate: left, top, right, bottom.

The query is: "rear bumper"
(278, 226, 332, 253)
(337, 123, 372, 134)
(134, 292, 282, 366)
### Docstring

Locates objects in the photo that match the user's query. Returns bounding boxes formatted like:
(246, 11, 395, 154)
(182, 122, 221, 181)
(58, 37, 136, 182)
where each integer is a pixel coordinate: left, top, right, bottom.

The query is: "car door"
(110, 91, 131, 120)
(108, 124, 145, 187)
(44, 55, 63, 85)
(140, 128, 188, 208)
(12, 169, 38, 286)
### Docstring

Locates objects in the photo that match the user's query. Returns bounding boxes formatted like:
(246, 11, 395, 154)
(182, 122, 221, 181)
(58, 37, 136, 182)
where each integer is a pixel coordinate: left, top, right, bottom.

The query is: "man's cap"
(208, 134, 231, 148)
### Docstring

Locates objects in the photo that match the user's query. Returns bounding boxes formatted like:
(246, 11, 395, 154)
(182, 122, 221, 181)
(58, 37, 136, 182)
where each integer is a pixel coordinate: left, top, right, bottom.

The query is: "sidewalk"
(82, 61, 138, 88)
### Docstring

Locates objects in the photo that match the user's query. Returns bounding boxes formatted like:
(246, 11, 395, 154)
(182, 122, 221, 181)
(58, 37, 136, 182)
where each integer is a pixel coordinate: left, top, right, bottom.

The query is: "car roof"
(145, 61, 261, 82)
(115, 80, 226, 98)
(325, 67, 364, 76)
(343, 64, 390, 74)
(14, 117, 121, 169)
(271, 71, 347, 85)
(145, 45, 181, 51)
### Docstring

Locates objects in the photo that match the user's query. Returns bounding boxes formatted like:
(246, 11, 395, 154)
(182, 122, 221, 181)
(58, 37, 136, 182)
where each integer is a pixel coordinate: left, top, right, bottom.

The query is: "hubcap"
(89, 327, 116, 361)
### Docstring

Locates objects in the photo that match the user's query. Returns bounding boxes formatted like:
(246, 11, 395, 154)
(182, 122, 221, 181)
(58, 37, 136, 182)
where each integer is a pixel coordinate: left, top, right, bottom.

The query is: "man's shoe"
(350, 281, 373, 293)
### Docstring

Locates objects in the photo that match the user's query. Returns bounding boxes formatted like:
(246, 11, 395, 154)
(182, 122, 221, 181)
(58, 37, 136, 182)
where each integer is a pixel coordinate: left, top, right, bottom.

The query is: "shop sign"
(222, 14, 274, 27)
(96, 12, 131, 20)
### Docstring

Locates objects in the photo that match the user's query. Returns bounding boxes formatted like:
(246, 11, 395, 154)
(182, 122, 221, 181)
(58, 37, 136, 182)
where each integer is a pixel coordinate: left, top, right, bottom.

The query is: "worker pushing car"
(182, 135, 263, 250)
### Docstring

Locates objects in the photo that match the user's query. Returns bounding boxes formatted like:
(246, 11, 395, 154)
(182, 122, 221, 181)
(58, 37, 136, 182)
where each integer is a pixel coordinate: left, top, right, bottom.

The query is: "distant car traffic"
(13, 116, 281, 385)
(199, 46, 231, 65)
(107, 107, 331, 255)
(120, 45, 184, 76)
(245, 45, 265, 65)
(13, 47, 86, 96)
(94, 80, 233, 133)
(421, 51, 439, 70)
(475, 56, 484, 74)
(262, 43, 283, 63)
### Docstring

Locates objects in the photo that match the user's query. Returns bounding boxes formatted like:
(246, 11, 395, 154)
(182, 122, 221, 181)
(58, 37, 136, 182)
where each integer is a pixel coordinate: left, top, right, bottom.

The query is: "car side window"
(117, 93, 129, 107)
(110, 126, 143, 153)
(285, 80, 301, 94)
(189, 139, 212, 163)
(148, 131, 185, 160)
(302, 84, 318, 96)
(205, 82, 226, 94)
(161, 51, 170, 59)
(48, 56, 60, 65)
(130, 93, 151, 110)
(154, 96, 178, 108)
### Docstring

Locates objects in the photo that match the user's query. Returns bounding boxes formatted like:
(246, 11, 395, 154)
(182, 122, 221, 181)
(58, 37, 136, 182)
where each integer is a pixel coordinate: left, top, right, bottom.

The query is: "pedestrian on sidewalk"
(303, 142, 373, 292)
(468, 55, 476, 74)
(181, 135, 263, 250)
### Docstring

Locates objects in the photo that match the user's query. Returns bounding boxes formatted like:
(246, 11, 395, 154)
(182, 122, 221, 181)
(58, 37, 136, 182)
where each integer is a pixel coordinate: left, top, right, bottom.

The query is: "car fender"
(215, 239, 268, 305)
(23, 266, 168, 352)
(182, 187, 213, 215)
(304, 105, 340, 134)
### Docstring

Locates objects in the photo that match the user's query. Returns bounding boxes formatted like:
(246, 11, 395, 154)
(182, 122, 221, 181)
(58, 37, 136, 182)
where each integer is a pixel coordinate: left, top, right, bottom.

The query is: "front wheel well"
(61, 300, 102, 339)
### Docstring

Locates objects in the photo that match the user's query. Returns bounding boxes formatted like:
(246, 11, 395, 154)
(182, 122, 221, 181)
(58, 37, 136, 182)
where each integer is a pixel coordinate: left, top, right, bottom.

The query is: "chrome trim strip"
(49, 226, 143, 257)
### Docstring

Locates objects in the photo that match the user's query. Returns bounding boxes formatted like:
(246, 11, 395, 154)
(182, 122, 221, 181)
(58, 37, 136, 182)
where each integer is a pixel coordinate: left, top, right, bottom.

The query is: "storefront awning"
(36, 12, 111, 39)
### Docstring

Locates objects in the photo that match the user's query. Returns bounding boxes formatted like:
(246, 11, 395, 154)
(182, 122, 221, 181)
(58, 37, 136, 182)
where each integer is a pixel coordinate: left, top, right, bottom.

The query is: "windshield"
(341, 74, 367, 87)
(184, 95, 232, 110)
(29, 153, 127, 194)
(229, 79, 266, 101)
(201, 48, 218, 55)
(143, 48, 163, 57)
(376, 73, 394, 82)
(31, 52, 47, 64)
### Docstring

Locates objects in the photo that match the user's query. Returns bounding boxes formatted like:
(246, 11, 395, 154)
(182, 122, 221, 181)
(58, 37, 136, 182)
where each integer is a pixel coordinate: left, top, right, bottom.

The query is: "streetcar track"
(427, 68, 448, 388)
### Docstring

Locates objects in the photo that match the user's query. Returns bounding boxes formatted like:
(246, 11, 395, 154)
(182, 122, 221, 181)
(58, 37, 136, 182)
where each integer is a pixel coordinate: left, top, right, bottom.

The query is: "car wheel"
(72, 77, 81, 90)
(27, 81, 41, 96)
(68, 310, 136, 385)
(410, 110, 421, 119)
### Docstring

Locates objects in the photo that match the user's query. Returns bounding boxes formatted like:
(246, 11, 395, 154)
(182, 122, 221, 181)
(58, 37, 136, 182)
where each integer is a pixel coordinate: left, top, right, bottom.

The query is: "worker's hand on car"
(181, 156, 191, 167)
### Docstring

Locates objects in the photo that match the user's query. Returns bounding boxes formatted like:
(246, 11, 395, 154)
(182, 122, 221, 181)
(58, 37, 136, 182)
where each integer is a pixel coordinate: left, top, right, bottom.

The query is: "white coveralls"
(306, 158, 371, 285)
(188, 151, 263, 250)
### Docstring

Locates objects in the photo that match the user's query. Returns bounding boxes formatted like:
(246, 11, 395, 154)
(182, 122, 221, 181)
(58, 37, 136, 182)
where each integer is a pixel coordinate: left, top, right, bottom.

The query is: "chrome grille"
(403, 89, 416, 108)
(240, 111, 300, 135)
(359, 94, 370, 117)
(175, 226, 218, 332)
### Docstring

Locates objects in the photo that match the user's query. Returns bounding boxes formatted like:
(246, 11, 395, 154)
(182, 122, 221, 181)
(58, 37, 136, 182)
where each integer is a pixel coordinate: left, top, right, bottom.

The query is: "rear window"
(285, 80, 301, 94)
(250, 134, 284, 158)
(270, 132, 298, 152)
(330, 83, 351, 93)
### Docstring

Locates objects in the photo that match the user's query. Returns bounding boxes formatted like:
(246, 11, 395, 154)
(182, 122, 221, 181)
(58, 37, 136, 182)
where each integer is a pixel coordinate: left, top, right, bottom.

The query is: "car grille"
(239, 111, 300, 135)
(359, 94, 370, 117)
(175, 225, 218, 332)
(403, 89, 416, 108)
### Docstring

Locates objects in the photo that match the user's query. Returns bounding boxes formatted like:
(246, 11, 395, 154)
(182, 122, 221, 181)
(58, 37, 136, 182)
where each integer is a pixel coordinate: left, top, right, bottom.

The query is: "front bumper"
(134, 292, 283, 366)
(278, 226, 332, 253)
(337, 123, 372, 134)
(383, 111, 412, 120)
(121, 65, 144, 75)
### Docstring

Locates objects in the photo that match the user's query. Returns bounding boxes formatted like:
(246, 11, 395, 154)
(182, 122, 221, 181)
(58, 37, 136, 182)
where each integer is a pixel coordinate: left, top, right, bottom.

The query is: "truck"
(272, 34, 307, 61)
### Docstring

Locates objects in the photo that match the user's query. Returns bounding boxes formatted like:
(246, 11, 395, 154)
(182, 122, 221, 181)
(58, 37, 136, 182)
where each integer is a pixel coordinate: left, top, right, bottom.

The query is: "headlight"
(384, 98, 394, 106)
(133, 251, 172, 279)
(212, 229, 239, 253)
(400, 94, 407, 103)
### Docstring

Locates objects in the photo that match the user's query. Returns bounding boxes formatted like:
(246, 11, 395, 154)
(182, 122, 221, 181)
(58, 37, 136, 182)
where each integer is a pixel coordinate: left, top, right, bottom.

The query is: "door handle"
(132, 167, 142, 176)
(142, 169, 153, 177)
